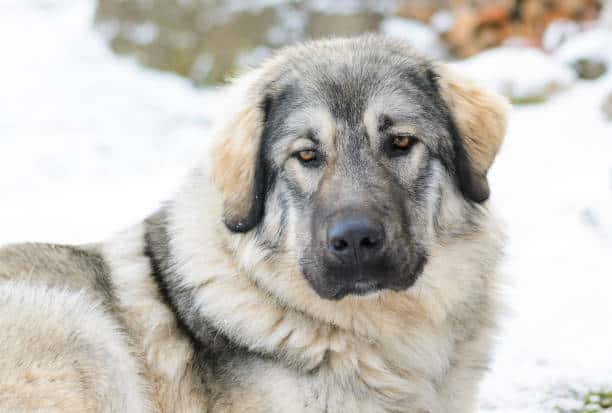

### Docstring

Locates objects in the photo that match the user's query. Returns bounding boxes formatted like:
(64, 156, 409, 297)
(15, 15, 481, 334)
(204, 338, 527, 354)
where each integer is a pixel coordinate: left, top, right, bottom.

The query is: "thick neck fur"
(105, 164, 505, 412)
(148, 166, 503, 369)
(102, 162, 502, 413)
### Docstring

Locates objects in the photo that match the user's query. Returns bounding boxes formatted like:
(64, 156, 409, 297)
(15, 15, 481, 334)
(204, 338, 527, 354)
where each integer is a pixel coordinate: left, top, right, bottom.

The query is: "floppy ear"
(211, 98, 270, 233)
(435, 64, 510, 203)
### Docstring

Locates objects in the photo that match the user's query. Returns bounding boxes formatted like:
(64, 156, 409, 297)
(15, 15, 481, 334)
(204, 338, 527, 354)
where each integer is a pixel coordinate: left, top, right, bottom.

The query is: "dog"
(0, 35, 509, 413)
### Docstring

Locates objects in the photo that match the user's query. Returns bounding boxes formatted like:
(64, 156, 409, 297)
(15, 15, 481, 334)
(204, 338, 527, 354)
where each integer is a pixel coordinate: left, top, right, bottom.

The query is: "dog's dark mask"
(211, 38, 508, 300)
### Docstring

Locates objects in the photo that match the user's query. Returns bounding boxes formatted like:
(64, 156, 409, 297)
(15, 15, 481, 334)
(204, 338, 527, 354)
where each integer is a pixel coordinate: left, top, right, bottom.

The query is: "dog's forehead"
(302, 60, 431, 121)
(266, 46, 439, 131)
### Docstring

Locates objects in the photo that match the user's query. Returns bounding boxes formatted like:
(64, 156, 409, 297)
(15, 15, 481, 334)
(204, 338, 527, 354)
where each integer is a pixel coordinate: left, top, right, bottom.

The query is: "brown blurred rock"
(440, 0, 601, 58)
(573, 58, 608, 79)
(95, 0, 383, 85)
(395, 0, 445, 22)
(554, 27, 612, 80)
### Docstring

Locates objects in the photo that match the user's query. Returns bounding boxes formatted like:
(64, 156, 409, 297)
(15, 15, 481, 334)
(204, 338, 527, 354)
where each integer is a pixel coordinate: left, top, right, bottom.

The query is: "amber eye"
(391, 135, 412, 150)
(297, 149, 316, 163)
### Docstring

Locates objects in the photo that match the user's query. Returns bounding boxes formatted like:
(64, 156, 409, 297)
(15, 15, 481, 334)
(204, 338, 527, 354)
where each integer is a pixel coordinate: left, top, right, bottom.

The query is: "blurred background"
(94, 0, 606, 85)
(1, 1, 611, 412)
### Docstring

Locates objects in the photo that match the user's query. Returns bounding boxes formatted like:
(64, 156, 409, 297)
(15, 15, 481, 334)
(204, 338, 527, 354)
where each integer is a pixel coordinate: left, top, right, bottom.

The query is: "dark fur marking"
(144, 210, 290, 374)
(255, 186, 291, 251)
(412, 156, 434, 206)
(282, 173, 310, 206)
(0, 243, 115, 307)
(426, 72, 491, 203)
(143, 211, 205, 351)
(399, 65, 439, 100)
(72, 245, 116, 306)
(224, 136, 270, 233)
(432, 178, 445, 236)
(226, 87, 297, 233)
(144, 209, 241, 360)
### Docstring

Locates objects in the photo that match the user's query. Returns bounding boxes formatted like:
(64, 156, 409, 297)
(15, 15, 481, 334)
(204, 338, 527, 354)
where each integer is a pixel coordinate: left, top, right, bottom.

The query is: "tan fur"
(101, 225, 208, 413)
(211, 106, 264, 226)
(165, 149, 504, 412)
(0, 282, 151, 413)
(436, 63, 511, 182)
(0, 36, 507, 413)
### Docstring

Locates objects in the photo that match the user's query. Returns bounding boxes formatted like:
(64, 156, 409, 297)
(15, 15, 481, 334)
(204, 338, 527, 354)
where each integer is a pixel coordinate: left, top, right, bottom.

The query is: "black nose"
(327, 215, 385, 265)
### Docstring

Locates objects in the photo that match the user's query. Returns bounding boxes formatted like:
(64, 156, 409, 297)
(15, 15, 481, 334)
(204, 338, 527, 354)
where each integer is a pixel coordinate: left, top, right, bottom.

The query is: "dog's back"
(0, 244, 151, 413)
(0, 244, 113, 301)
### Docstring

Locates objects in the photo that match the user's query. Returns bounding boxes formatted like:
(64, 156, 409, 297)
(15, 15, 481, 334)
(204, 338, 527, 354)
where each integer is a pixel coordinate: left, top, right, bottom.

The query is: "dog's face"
(212, 36, 508, 300)
(258, 74, 441, 300)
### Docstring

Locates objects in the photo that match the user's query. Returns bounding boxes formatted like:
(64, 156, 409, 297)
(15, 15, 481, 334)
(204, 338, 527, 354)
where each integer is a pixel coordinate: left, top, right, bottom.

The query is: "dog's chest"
(214, 327, 452, 413)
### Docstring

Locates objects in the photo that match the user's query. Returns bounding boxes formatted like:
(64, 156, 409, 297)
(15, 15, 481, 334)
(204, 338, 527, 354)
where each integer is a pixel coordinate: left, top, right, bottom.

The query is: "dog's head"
(211, 36, 509, 300)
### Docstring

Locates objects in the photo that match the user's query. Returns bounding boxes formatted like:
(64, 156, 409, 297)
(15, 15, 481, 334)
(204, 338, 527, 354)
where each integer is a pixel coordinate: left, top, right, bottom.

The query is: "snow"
(380, 16, 448, 59)
(454, 46, 576, 102)
(1, 1, 611, 411)
(481, 73, 612, 411)
(0, 0, 221, 244)
(430, 9, 455, 34)
(554, 28, 612, 66)
(542, 20, 581, 52)
(122, 22, 159, 45)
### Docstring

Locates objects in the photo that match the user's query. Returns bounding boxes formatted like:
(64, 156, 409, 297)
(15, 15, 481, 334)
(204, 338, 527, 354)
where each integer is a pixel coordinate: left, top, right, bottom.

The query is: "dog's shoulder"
(0, 242, 114, 303)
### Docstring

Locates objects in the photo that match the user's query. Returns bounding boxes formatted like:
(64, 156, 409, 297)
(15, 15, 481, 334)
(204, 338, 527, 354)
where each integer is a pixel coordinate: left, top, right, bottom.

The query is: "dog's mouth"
(330, 279, 383, 300)
(303, 255, 427, 301)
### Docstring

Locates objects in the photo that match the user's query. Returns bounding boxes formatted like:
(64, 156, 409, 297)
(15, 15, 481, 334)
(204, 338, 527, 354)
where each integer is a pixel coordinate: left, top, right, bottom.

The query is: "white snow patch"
(430, 9, 454, 34)
(123, 21, 159, 45)
(454, 46, 576, 101)
(555, 28, 612, 66)
(380, 16, 448, 59)
(481, 71, 612, 411)
(542, 19, 581, 52)
(0, 0, 221, 244)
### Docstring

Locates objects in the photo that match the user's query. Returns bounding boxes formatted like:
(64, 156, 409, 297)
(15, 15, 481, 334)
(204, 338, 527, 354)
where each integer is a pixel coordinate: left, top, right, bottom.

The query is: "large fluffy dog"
(0, 36, 508, 413)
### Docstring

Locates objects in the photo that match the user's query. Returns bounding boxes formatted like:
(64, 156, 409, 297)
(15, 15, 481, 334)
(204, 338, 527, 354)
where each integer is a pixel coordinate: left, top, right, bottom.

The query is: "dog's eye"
(392, 135, 412, 150)
(387, 135, 417, 157)
(295, 149, 318, 165)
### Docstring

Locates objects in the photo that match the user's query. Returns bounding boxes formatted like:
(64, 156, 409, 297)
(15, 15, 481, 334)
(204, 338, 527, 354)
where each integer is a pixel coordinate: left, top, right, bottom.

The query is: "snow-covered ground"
(1, 1, 611, 411)
(0, 0, 221, 244)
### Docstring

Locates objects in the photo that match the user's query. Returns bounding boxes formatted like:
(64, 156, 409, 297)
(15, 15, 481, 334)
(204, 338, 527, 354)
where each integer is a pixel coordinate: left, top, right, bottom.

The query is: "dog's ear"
(211, 97, 270, 233)
(435, 64, 510, 203)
